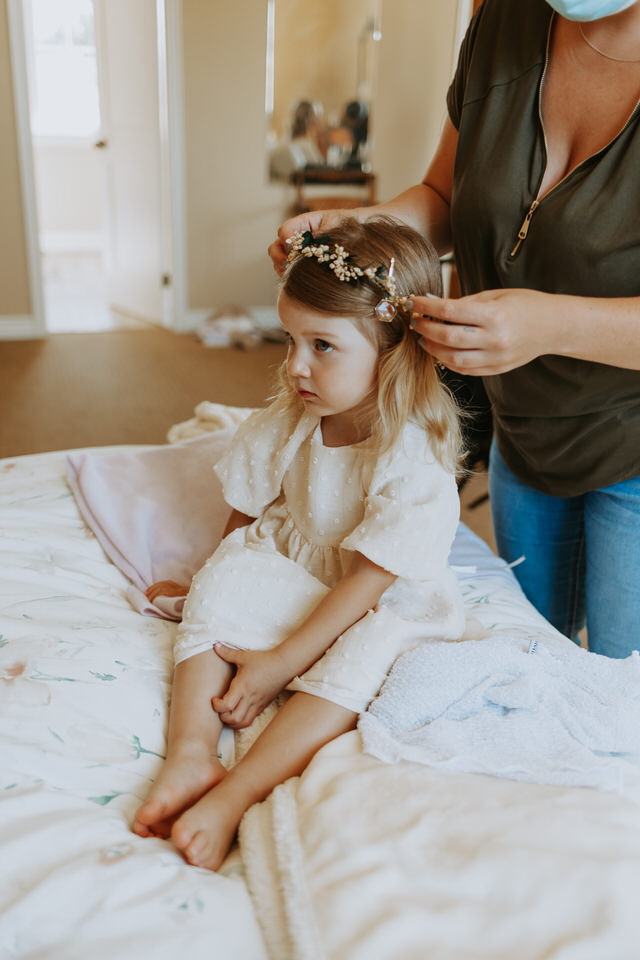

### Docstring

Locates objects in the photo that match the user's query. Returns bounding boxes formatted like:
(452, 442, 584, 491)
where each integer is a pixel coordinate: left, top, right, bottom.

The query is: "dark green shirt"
(447, 0, 640, 496)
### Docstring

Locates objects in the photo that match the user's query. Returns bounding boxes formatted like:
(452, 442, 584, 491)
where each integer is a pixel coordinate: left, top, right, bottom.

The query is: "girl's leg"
(171, 692, 356, 870)
(489, 440, 586, 641)
(132, 650, 233, 838)
(585, 474, 640, 658)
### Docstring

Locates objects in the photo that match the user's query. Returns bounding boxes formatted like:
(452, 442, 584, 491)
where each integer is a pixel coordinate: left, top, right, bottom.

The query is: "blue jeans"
(489, 440, 640, 658)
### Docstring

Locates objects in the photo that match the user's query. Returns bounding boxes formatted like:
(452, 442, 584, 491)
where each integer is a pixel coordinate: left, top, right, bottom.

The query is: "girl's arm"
(412, 289, 640, 375)
(212, 551, 397, 728)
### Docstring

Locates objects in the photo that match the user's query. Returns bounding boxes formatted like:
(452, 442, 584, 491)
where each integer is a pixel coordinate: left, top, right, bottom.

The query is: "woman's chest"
(539, 22, 640, 196)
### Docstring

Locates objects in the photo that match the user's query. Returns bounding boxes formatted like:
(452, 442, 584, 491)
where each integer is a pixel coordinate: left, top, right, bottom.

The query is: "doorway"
(14, 0, 183, 334)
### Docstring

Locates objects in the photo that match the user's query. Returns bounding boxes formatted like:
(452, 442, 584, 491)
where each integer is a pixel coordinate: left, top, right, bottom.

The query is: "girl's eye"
(314, 339, 334, 353)
(284, 333, 294, 346)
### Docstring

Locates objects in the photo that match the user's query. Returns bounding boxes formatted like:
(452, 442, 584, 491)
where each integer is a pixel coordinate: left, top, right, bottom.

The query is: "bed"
(2, 404, 639, 960)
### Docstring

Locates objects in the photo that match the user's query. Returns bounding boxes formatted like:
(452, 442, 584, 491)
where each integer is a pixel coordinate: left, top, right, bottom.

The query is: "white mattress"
(0, 450, 266, 960)
(2, 446, 639, 960)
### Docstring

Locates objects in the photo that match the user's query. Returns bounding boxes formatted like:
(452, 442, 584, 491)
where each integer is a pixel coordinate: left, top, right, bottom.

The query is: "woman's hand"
(211, 645, 292, 729)
(268, 207, 367, 275)
(411, 288, 558, 376)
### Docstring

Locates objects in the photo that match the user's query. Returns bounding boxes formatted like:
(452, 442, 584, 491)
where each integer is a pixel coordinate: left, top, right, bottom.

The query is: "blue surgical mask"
(546, 0, 637, 20)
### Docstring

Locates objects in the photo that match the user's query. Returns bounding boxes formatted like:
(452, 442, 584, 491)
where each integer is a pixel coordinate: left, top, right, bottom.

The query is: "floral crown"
(285, 230, 410, 322)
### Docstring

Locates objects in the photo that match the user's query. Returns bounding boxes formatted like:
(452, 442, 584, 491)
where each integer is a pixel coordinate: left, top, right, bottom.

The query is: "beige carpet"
(0, 329, 286, 457)
(1, 327, 494, 550)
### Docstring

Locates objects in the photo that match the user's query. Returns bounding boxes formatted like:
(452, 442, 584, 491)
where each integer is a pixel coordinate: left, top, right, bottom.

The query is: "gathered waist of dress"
(243, 500, 351, 589)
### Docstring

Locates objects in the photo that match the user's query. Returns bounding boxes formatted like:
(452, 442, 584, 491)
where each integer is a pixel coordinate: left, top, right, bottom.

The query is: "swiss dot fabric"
(175, 406, 465, 712)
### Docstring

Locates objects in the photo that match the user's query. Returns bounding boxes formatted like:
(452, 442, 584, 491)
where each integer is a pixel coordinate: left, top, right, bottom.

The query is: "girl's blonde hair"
(277, 216, 464, 474)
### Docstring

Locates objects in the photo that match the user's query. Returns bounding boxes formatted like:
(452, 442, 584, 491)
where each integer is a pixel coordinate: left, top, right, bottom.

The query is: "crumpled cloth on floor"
(359, 635, 640, 800)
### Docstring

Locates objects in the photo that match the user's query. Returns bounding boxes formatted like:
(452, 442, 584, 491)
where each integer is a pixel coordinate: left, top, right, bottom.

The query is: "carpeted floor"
(1, 329, 286, 457)
(1, 327, 495, 549)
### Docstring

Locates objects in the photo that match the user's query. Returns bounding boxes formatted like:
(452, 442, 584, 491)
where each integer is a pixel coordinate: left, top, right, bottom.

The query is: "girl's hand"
(211, 645, 291, 729)
(411, 288, 558, 376)
(145, 580, 189, 603)
(268, 208, 367, 275)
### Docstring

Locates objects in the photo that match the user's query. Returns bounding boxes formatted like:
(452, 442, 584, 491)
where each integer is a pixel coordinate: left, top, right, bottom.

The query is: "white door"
(94, 0, 167, 324)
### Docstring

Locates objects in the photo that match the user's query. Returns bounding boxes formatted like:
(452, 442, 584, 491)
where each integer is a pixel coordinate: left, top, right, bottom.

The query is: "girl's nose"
(287, 347, 310, 378)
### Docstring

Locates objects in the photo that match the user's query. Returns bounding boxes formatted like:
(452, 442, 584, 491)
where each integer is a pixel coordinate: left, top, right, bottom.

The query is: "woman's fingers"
(411, 294, 487, 327)
(268, 209, 358, 273)
(412, 288, 551, 375)
(268, 237, 289, 274)
(268, 213, 319, 273)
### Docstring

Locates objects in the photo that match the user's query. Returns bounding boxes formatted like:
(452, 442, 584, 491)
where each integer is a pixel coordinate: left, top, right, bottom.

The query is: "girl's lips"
(298, 389, 317, 399)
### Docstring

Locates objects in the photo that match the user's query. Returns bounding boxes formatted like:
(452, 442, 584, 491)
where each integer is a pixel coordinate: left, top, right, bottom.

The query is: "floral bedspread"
(6, 442, 636, 960)
(0, 450, 266, 960)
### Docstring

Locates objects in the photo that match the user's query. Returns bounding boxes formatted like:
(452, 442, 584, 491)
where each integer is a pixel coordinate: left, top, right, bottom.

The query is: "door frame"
(6, 0, 45, 338)
(453, 0, 474, 62)
(6, 0, 187, 336)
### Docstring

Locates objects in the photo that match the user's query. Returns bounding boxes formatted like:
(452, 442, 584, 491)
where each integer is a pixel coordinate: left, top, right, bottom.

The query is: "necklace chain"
(578, 22, 640, 63)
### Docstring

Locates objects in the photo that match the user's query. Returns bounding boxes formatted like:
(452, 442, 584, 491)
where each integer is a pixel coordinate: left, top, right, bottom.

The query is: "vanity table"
(292, 167, 377, 212)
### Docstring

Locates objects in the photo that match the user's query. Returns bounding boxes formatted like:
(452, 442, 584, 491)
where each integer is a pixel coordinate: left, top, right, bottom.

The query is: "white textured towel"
(359, 636, 640, 800)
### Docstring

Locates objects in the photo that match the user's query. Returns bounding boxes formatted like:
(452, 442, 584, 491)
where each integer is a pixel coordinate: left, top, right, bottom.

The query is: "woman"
(268, 0, 640, 658)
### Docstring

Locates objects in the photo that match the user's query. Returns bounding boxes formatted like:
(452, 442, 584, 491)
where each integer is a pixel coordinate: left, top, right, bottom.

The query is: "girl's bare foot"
(132, 744, 227, 839)
(170, 775, 253, 871)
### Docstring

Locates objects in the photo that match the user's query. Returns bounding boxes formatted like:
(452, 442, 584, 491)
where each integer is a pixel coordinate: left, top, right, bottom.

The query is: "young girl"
(133, 217, 466, 870)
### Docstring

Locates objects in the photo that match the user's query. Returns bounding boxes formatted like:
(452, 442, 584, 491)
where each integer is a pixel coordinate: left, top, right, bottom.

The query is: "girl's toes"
(184, 832, 210, 867)
(132, 797, 170, 835)
(131, 817, 154, 838)
(170, 816, 195, 854)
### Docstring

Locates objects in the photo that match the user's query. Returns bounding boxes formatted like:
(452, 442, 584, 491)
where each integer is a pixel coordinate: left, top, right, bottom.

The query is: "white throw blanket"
(359, 635, 640, 801)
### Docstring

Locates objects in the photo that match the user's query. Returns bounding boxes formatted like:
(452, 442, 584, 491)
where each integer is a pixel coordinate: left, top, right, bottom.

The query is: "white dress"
(175, 404, 465, 713)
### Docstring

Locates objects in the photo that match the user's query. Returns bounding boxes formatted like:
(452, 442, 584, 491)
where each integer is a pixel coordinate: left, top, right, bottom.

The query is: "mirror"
(266, 0, 382, 182)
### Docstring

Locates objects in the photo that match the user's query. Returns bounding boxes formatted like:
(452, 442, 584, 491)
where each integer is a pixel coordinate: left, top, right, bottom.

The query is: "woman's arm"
(411, 288, 640, 375)
(267, 118, 458, 270)
(212, 551, 396, 727)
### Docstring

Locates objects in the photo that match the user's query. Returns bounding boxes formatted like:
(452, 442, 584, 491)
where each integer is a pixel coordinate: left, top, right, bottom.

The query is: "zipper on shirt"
(509, 13, 640, 261)
(509, 200, 539, 257)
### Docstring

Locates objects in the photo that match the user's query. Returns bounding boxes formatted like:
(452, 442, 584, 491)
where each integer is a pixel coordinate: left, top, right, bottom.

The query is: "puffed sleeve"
(214, 402, 317, 517)
(340, 424, 460, 581)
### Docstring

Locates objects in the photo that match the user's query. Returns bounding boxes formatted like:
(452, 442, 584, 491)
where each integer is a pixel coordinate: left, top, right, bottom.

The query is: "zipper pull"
(510, 200, 539, 257)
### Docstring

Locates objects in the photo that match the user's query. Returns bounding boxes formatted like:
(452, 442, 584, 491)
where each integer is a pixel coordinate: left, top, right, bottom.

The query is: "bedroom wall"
(181, 0, 462, 315)
(270, 0, 377, 139)
(0, 0, 31, 321)
(373, 0, 460, 202)
(0, 0, 464, 329)
(181, 0, 285, 316)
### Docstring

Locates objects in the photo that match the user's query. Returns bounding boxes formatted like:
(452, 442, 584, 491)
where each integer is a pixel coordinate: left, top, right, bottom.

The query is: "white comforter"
(242, 731, 640, 960)
(2, 442, 640, 960)
(239, 571, 640, 960)
(0, 451, 266, 960)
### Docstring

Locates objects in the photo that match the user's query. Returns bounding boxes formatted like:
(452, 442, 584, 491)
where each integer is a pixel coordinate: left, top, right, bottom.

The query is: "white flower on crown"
(285, 231, 409, 321)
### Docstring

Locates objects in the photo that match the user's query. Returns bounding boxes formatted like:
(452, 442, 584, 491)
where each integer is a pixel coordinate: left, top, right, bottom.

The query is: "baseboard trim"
(0, 315, 46, 340)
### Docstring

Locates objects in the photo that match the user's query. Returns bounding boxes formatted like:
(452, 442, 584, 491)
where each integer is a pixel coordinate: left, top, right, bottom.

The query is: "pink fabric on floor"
(66, 430, 236, 620)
